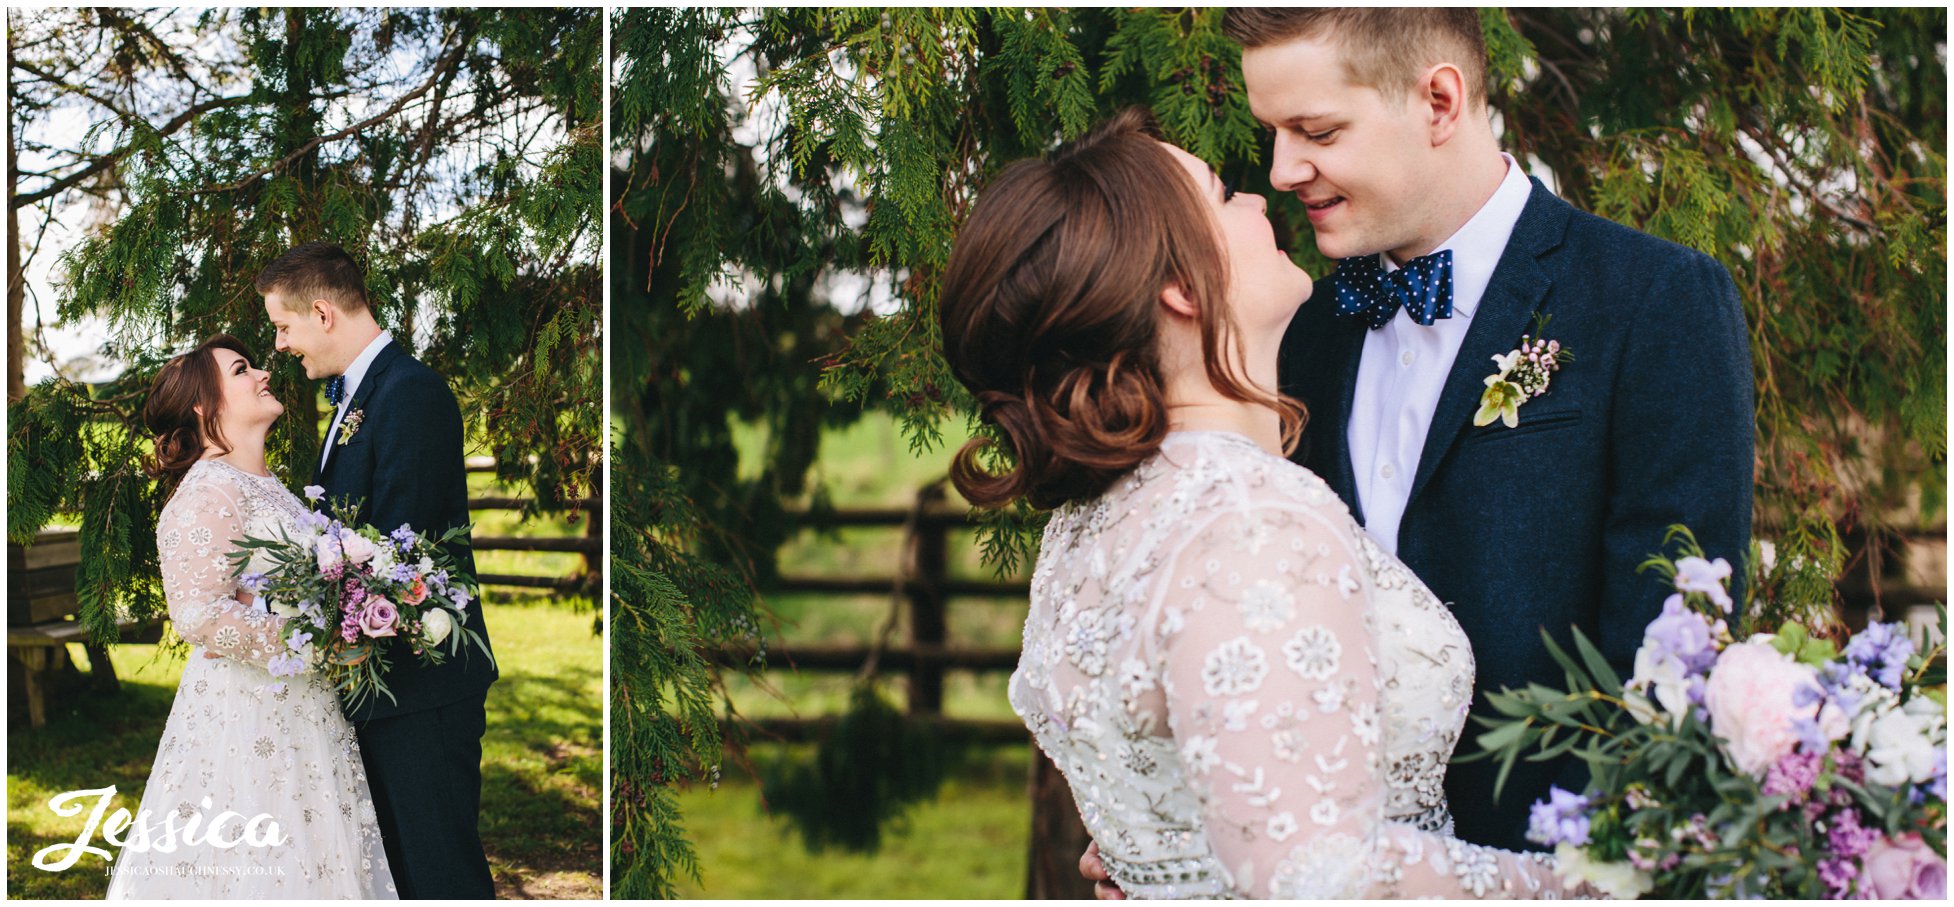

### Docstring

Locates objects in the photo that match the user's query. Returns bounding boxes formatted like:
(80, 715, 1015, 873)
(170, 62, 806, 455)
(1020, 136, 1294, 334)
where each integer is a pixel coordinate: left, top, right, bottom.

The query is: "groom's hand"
(1080, 841, 1125, 900)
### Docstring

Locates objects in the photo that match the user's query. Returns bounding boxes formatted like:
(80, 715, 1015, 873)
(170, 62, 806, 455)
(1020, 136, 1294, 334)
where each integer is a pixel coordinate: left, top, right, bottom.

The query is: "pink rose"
(341, 533, 379, 565)
(1701, 639, 1821, 776)
(358, 597, 399, 638)
(1863, 834, 1946, 900)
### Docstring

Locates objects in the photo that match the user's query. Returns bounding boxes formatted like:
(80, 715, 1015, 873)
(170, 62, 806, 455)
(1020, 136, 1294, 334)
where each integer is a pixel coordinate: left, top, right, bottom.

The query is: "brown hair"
(254, 241, 371, 314)
(939, 108, 1302, 511)
(144, 334, 255, 484)
(1222, 8, 1489, 108)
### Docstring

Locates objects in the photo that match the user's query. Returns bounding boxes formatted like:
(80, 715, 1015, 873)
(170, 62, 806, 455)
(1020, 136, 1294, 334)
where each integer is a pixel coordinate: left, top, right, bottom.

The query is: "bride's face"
(208, 348, 283, 432)
(1159, 142, 1313, 333)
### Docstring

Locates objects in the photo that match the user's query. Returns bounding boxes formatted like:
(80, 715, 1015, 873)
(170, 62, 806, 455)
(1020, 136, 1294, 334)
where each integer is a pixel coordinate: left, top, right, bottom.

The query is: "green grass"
(673, 744, 1031, 899)
(5, 599, 600, 900)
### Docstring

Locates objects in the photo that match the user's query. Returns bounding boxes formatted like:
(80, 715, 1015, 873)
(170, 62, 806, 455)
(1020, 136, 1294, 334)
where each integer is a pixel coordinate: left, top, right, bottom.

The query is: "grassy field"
(669, 412, 1040, 898)
(6, 466, 599, 900)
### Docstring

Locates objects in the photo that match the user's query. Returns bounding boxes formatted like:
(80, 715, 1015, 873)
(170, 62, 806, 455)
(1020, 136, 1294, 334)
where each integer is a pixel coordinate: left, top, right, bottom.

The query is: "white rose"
(421, 608, 455, 647)
(315, 535, 344, 572)
(1555, 843, 1653, 899)
(340, 533, 378, 565)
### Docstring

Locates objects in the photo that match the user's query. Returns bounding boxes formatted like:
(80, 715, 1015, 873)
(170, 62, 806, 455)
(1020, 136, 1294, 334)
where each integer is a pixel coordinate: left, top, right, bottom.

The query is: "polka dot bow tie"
(1324, 248, 1455, 330)
(325, 375, 347, 407)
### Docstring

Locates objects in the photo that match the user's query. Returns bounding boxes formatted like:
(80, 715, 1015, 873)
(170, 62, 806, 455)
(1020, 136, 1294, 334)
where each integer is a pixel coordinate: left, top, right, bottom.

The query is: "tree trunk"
(1023, 749, 1094, 900)
(8, 22, 26, 404)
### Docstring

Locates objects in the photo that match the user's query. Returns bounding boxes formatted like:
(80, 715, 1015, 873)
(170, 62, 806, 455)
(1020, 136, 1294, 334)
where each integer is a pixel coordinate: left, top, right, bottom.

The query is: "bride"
(106, 335, 395, 898)
(938, 110, 1590, 899)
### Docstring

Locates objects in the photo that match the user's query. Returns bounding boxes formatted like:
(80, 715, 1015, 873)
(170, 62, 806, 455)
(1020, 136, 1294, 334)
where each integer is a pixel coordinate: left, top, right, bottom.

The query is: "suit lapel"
(317, 342, 406, 480)
(1405, 182, 1570, 509)
(1323, 320, 1368, 522)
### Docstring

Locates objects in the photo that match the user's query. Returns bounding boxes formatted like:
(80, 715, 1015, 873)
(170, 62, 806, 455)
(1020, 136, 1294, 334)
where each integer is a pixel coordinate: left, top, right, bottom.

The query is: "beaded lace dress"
(106, 459, 395, 898)
(1010, 432, 1579, 898)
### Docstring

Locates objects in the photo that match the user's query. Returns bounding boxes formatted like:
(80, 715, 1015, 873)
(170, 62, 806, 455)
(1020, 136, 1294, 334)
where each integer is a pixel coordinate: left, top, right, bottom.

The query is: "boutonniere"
(1475, 315, 1574, 428)
(336, 409, 366, 446)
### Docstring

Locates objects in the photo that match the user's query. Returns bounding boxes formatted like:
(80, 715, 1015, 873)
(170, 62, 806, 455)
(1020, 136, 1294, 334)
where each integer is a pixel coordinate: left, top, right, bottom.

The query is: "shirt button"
(1400, 350, 1414, 366)
(1380, 464, 1396, 480)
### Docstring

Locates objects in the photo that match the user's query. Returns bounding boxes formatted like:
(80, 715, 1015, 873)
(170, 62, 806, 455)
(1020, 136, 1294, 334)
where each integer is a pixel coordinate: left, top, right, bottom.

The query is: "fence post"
(908, 483, 948, 715)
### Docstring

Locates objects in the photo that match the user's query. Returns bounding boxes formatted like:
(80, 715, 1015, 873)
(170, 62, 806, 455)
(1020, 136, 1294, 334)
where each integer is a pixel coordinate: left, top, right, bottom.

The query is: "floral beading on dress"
(1010, 432, 1580, 898)
(106, 459, 396, 899)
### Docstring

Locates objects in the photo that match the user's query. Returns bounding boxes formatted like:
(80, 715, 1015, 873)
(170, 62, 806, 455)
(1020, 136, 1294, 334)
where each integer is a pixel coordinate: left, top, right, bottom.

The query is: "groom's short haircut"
(1222, 8, 1488, 109)
(255, 241, 371, 314)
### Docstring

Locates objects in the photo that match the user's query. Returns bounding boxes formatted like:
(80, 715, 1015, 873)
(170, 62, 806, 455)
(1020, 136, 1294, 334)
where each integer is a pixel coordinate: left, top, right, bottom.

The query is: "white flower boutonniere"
(336, 409, 366, 446)
(1474, 316, 1574, 428)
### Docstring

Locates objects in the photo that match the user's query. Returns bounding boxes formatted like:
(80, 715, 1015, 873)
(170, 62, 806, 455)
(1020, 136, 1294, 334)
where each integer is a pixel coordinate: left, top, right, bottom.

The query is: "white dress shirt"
(1347, 154, 1533, 554)
(320, 332, 392, 471)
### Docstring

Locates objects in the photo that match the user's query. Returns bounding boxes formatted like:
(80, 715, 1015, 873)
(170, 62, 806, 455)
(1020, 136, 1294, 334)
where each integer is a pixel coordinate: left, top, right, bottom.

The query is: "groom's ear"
(1158, 282, 1200, 320)
(310, 297, 337, 330)
(1420, 62, 1470, 147)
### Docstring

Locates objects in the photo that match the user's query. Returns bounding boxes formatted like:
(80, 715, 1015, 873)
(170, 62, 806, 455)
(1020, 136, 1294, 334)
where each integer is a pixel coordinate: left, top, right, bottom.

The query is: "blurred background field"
(671, 412, 1039, 899)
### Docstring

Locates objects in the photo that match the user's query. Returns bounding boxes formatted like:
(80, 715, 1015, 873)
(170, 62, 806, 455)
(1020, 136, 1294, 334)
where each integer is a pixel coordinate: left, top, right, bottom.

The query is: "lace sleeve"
(157, 472, 292, 670)
(1153, 504, 1583, 898)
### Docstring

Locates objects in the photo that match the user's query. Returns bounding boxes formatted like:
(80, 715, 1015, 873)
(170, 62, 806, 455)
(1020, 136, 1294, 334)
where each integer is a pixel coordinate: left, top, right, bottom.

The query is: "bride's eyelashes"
(1222, 178, 1239, 203)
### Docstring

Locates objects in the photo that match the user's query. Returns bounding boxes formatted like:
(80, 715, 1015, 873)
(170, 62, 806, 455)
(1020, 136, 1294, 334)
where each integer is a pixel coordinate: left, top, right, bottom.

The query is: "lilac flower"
(239, 572, 269, 594)
(450, 585, 473, 611)
(1762, 750, 1822, 801)
(287, 629, 314, 653)
(428, 570, 451, 590)
(303, 484, 325, 502)
(390, 562, 418, 583)
(1674, 556, 1735, 612)
(1525, 786, 1592, 847)
(1844, 622, 1914, 690)
(1817, 857, 1858, 898)
(1931, 750, 1947, 802)
(390, 524, 417, 550)
(1825, 807, 1879, 859)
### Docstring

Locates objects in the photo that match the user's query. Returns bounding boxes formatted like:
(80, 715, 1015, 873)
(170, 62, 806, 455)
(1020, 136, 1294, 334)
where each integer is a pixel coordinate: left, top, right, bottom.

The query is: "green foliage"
(758, 684, 956, 854)
(615, 6, 1946, 890)
(9, 8, 601, 640)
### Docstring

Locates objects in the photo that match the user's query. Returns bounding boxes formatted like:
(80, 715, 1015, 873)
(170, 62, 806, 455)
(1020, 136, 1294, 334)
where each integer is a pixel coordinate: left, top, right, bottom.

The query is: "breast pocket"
(1464, 406, 1582, 443)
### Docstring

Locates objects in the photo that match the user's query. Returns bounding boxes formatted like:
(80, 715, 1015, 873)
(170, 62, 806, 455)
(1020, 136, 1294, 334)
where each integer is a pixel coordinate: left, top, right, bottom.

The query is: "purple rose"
(358, 597, 399, 638)
(1863, 833, 1946, 899)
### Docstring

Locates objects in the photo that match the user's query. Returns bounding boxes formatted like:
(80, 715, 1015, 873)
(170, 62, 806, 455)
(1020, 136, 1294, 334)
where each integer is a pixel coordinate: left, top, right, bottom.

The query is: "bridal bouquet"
(1473, 527, 1946, 899)
(227, 486, 493, 711)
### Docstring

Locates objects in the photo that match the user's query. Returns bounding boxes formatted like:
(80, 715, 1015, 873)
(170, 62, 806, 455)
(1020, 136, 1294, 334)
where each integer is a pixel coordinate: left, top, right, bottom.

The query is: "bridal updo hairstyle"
(144, 334, 255, 485)
(939, 108, 1301, 511)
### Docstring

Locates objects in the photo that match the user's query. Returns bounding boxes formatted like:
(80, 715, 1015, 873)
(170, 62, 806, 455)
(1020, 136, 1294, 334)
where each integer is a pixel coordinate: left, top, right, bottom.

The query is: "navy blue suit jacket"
(313, 341, 498, 722)
(1279, 179, 1755, 851)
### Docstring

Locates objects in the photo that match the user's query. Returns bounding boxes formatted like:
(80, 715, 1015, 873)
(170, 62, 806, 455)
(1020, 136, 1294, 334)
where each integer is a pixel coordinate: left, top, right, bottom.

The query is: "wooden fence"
(708, 483, 1030, 743)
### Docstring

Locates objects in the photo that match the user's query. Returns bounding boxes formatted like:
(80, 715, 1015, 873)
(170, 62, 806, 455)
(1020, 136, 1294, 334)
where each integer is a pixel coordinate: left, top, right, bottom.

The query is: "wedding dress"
(1011, 431, 1579, 898)
(106, 459, 396, 898)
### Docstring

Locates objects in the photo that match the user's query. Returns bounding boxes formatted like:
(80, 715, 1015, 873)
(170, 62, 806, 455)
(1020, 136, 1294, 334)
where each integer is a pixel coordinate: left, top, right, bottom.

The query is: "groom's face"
(1242, 36, 1434, 262)
(263, 292, 337, 380)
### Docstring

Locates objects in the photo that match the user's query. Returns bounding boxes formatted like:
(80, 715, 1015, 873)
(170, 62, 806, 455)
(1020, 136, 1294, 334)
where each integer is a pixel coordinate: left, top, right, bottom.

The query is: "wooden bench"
(7, 618, 162, 727)
(7, 528, 160, 727)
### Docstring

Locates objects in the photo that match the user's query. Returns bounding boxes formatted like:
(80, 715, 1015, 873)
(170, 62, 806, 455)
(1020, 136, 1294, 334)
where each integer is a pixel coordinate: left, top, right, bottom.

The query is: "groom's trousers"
(356, 689, 496, 898)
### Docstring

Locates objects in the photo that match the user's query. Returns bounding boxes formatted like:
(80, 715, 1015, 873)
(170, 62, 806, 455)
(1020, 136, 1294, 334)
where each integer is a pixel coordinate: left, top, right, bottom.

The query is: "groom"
(1241, 9, 1754, 851)
(258, 241, 499, 897)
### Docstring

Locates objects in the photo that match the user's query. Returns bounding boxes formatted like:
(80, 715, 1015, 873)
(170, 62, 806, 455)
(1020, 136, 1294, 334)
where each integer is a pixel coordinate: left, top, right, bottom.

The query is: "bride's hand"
(1080, 841, 1125, 900)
